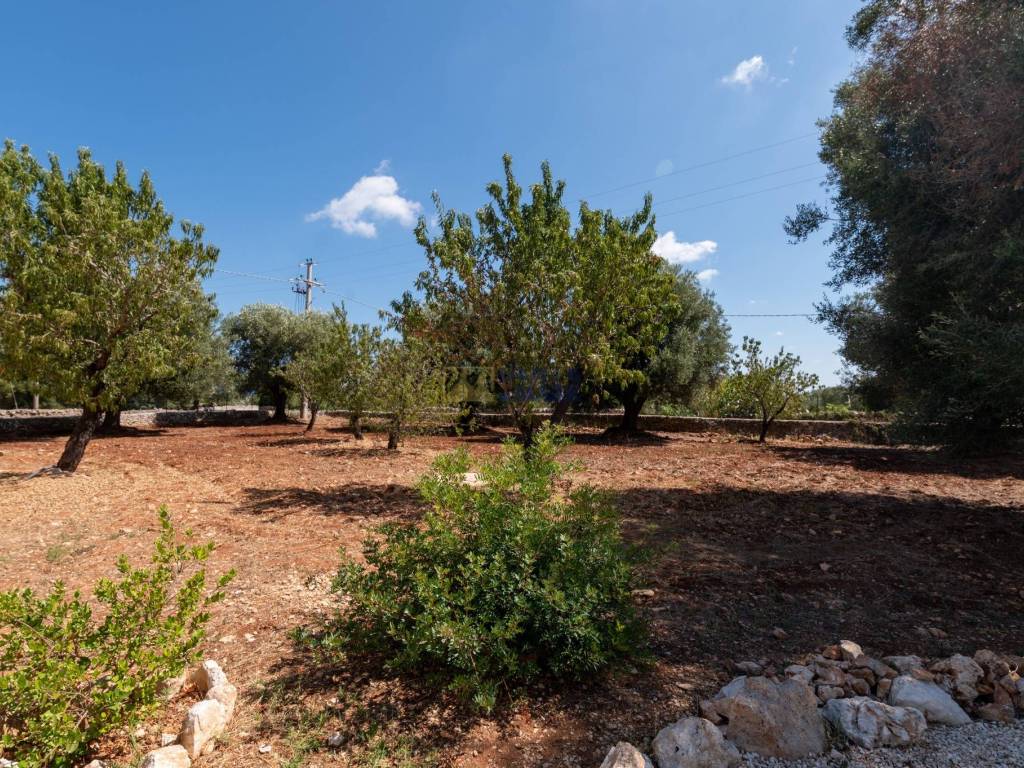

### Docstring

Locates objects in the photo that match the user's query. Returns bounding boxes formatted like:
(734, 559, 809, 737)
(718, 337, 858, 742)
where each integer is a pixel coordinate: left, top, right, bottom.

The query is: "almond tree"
(404, 155, 675, 443)
(0, 142, 218, 472)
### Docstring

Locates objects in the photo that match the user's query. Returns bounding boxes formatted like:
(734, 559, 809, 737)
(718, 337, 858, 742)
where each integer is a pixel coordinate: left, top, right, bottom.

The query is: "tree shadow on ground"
(235, 482, 424, 522)
(616, 484, 1024, 669)
(767, 442, 1024, 481)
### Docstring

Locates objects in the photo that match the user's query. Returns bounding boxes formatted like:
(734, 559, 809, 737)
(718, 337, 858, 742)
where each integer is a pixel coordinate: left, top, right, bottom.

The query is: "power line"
(723, 313, 815, 318)
(585, 133, 817, 198)
(651, 162, 820, 207)
(658, 175, 825, 218)
(211, 268, 294, 283)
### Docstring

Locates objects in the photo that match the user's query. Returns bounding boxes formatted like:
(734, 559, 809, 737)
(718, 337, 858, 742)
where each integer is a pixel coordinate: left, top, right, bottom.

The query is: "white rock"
(327, 731, 345, 748)
(712, 676, 826, 759)
(930, 653, 984, 703)
(785, 664, 815, 686)
(84, 761, 105, 768)
(651, 718, 739, 768)
(160, 733, 177, 747)
(189, 659, 228, 694)
(140, 745, 191, 768)
(822, 696, 927, 748)
(599, 741, 655, 768)
(179, 699, 227, 759)
(839, 640, 864, 661)
(888, 675, 971, 726)
(206, 682, 238, 721)
(156, 672, 186, 700)
(885, 655, 926, 675)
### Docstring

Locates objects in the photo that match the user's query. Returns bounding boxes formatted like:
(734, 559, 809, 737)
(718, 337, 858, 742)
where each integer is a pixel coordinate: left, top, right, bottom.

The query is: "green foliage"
(222, 303, 323, 420)
(0, 142, 219, 468)
(609, 264, 732, 429)
(785, 0, 1024, 447)
(703, 337, 819, 441)
(316, 426, 642, 710)
(399, 155, 676, 440)
(0, 508, 234, 768)
(371, 339, 445, 449)
(288, 306, 382, 429)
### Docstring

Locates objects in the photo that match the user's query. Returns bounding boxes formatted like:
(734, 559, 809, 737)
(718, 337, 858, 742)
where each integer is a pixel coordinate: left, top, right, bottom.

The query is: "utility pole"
(292, 259, 322, 419)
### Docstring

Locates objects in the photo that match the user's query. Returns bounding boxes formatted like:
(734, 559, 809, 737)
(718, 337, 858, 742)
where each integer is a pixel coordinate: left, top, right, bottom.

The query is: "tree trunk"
(759, 417, 770, 443)
(57, 407, 103, 472)
(351, 414, 363, 440)
(618, 384, 646, 433)
(550, 395, 572, 425)
(387, 419, 400, 450)
(193, 398, 200, 411)
(305, 403, 319, 433)
(99, 407, 122, 433)
(272, 389, 288, 422)
(32, 393, 40, 411)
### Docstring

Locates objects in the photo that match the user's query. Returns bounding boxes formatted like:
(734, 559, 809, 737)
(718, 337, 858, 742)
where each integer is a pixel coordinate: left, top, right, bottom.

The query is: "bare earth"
(1, 419, 1022, 767)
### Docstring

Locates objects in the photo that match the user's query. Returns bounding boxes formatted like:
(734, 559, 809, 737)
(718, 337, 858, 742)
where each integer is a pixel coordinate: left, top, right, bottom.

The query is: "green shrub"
(0, 507, 234, 768)
(318, 425, 642, 710)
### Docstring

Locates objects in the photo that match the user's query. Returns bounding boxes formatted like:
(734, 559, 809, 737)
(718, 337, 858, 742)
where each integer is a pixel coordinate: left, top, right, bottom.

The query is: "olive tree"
(607, 265, 731, 433)
(0, 142, 218, 471)
(222, 304, 315, 422)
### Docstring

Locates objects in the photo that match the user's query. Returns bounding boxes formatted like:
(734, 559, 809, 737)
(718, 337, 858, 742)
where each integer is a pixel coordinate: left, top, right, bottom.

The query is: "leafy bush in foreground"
(0, 508, 234, 768)
(319, 425, 642, 710)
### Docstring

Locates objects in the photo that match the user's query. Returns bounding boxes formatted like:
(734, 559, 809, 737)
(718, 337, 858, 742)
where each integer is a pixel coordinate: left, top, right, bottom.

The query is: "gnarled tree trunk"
(98, 407, 122, 433)
(386, 417, 401, 450)
(271, 389, 288, 422)
(351, 413, 363, 439)
(57, 406, 103, 472)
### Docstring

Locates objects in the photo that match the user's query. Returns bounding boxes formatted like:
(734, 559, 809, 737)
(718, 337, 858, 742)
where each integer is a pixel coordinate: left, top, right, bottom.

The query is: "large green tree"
(607, 265, 731, 432)
(786, 0, 1024, 446)
(222, 304, 320, 422)
(403, 155, 675, 442)
(0, 143, 218, 471)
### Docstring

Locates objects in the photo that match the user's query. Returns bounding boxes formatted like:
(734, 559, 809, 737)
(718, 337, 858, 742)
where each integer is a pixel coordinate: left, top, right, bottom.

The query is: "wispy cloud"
(697, 268, 719, 282)
(655, 158, 674, 177)
(306, 167, 421, 238)
(721, 55, 768, 88)
(652, 232, 717, 264)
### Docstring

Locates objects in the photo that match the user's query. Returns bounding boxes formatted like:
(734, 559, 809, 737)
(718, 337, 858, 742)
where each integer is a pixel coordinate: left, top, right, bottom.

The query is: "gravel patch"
(740, 720, 1024, 767)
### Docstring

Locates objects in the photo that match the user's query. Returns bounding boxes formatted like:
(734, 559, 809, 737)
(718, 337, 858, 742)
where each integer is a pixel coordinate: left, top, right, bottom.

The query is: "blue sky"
(2, 1, 864, 384)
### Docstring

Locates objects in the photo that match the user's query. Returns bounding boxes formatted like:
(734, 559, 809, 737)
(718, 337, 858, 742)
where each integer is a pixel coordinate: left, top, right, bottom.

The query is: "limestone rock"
(156, 672, 186, 700)
(179, 699, 228, 759)
(851, 655, 897, 680)
(206, 682, 238, 721)
(930, 654, 984, 703)
(888, 675, 971, 726)
(876, 678, 893, 700)
(140, 745, 191, 768)
(599, 741, 655, 768)
(822, 696, 927, 749)
(712, 676, 826, 759)
(817, 685, 844, 703)
(884, 655, 925, 675)
(651, 718, 739, 768)
(976, 702, 1015, 724)
(839, 640, 864, 662)
(785, 664, 814, 686)
(734, 661, 763, 676)
(189, 660, 228, 695)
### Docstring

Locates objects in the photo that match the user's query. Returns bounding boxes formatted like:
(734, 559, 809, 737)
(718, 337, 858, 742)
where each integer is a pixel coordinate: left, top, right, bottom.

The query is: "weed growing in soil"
(312, 425, 643, 710)
(0, 507, 234, 768)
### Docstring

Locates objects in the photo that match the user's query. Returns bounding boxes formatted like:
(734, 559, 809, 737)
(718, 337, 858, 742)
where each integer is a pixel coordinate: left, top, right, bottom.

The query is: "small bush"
(0, 507, 234, 768)
(317, 425, 642, 710)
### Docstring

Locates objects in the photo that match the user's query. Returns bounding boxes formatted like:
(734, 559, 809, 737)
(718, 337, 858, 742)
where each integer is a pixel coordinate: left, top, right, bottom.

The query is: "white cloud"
(775, 330, 784, 336)
(373, 158, 391, 174)
(721, 55, 768, 88)
(306, 172, 421, 238)
(787, 47, 798, 67)
(696, 268, 719, 282)
(652, 232, 717, 264)
(655, 158, 674, 177)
